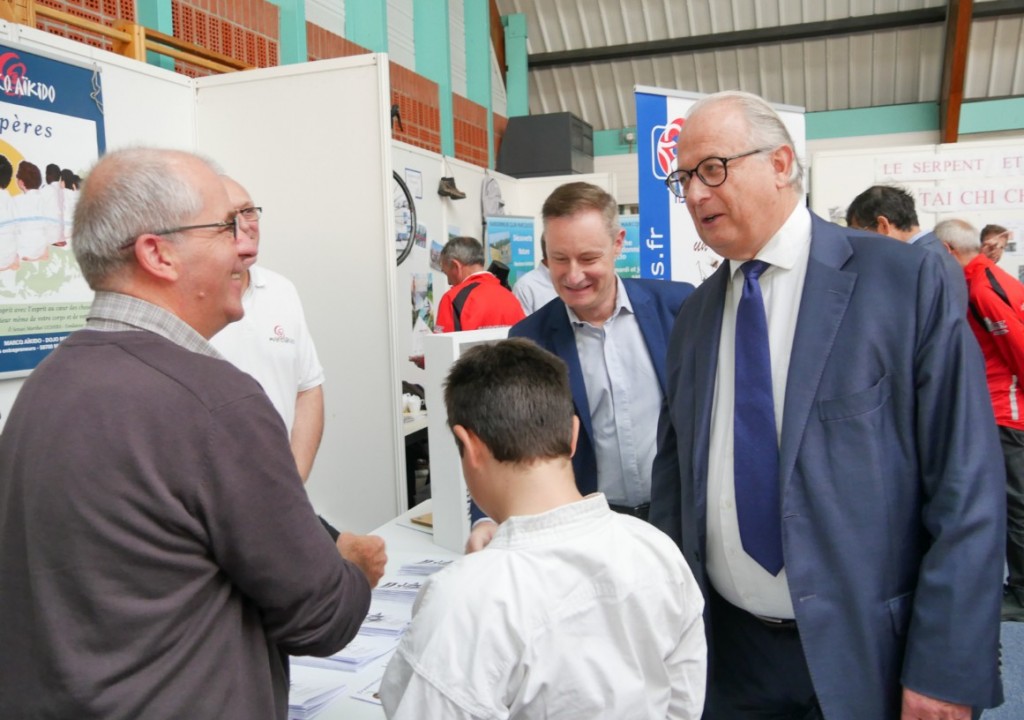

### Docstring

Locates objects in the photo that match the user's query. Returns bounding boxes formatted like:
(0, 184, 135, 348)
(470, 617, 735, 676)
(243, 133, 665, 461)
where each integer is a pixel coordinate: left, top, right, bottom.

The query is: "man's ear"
(452, 424, 486, 468)
(875, 215, 894, 237)
(132, 234, 178, 282)
(612, 228, 625, 258)
(770, 144, 795, 187)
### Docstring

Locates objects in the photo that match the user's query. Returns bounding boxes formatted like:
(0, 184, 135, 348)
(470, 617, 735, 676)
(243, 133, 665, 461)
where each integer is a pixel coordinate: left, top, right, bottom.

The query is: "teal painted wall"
(415, 0, 454, 156)
(137, 0, 174, 70)
(266, 0, 307, 64)
(344, 0, 388, 53)
(464, 0, 493, 166)
(503, 13, 528, 117)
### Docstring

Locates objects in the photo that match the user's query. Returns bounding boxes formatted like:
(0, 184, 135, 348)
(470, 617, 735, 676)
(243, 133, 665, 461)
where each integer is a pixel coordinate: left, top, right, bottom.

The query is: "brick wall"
(493, 113, 507, 165)
(35, 0, 135, 52)
(307, 24, 369, 62)
(389, 62, 440, 155)
(172, 0, 278, 77)
(452, 93, 488, 167)
(30, 2, 494, 167)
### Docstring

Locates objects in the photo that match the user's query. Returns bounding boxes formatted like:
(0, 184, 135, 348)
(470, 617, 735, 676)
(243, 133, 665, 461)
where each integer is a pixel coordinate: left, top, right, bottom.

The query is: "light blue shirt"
(568, 277, 661, 506)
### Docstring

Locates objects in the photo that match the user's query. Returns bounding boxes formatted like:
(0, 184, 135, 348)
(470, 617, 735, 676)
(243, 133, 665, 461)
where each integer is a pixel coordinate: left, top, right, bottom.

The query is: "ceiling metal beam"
(940, 0, 975, 143)
(528, 0, 1024, 70)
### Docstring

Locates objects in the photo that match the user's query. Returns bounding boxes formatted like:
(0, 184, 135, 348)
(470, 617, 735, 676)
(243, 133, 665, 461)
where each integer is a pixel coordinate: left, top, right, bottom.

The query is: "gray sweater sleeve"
(196, 390, 371, 656)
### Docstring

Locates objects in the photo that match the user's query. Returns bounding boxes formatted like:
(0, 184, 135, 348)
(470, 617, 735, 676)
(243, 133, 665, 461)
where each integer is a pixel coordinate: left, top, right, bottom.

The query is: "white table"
(291, 499, 460, 719)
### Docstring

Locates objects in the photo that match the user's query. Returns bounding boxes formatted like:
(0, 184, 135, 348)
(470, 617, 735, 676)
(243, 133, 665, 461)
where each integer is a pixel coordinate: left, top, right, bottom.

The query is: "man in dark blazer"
(465, 181, 693, 552)
(845, 184, 967, 310)
(650, 91, 1004, 720)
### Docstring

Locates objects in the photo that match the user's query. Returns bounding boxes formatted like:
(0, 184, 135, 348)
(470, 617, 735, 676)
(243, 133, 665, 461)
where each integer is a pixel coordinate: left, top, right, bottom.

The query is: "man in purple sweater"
(0, 148, 374, 719)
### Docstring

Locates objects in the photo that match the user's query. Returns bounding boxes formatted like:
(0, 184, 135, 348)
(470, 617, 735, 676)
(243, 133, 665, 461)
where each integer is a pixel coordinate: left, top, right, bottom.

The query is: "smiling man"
(650, 90, 1004, 720)
(0, 148, 371, 719)
(466, 181, 694, 552)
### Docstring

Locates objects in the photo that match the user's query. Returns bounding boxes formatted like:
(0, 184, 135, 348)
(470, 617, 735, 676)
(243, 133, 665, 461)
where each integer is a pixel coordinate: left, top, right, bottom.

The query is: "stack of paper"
(358, 608, 411, 637)
(351, 675, 386, 706)
(398, 558, 453, 576)
(372, 579, 423, 603)
(287, 664, 348, 719)
(293, 635, 400, 673)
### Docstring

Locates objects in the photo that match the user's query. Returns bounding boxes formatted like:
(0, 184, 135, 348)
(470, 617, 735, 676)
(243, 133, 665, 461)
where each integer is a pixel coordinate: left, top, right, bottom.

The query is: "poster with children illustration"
(0, 44, 105, 377)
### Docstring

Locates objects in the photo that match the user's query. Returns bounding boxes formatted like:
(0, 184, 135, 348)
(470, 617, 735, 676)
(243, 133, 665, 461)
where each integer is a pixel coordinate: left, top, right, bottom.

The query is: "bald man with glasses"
(0, 148, 373, 719)
(651, 91, 1004, 720)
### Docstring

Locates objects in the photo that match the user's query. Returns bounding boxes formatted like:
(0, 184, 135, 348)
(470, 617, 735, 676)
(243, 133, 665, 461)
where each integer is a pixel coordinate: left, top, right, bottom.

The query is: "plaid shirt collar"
(85, 291, 223, 359)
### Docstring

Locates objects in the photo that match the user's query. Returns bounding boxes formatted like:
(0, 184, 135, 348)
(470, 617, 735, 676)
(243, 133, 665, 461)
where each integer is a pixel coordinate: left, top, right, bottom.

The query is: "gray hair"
(440, 236, 485, 267)
(687, 90, 804, 193)
(73, 148, 216, 289)
(935, 219, 980, 253)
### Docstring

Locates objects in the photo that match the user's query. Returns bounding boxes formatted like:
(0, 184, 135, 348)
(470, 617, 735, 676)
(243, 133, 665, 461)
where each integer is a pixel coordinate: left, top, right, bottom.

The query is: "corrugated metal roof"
(495, 0, 1024, 130)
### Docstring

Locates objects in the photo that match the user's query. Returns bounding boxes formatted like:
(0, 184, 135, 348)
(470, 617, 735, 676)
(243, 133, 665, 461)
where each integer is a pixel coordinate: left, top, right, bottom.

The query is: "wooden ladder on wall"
(0, 0, 251, 74)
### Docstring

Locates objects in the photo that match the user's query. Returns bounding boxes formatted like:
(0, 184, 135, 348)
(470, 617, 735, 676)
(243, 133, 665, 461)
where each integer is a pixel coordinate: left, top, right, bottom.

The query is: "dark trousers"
(1000, 425, 1024, 591)
(704, 589, 822, 720)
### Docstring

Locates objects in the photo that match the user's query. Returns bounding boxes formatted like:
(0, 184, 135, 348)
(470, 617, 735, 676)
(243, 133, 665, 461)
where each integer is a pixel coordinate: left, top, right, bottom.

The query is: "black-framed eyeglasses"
(120, 215, 239, 250)
(664, 147, 773, 199)
(237, 206, 262, 222)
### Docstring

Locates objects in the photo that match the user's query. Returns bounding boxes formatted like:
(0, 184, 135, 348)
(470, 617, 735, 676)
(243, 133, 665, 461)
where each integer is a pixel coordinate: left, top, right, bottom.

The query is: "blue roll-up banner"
(0, 45, 105, 377)
(635, 86, 805, 285)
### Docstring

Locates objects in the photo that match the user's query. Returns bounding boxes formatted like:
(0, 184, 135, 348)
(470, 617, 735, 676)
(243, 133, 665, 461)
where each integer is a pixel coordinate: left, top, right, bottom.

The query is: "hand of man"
(901, 687, 971, 720)
(337, 532, 387, 588)
(465, 520, 498, 554)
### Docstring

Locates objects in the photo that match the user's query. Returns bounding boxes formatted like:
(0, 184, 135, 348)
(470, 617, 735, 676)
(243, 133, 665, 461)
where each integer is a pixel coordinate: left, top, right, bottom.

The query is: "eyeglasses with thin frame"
(664, 147, 773, 199)
(237, 206, 262, 222)
(120, 215, 239, 250)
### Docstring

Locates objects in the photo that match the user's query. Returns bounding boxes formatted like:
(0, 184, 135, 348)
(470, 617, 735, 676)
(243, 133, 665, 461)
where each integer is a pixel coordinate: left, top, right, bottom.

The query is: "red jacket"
(964, 253, 1024, 430)
(435, 272, 525, 333)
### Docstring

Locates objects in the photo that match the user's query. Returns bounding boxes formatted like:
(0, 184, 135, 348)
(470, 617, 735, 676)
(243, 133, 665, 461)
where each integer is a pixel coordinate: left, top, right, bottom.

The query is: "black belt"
(609, 502, 650, 521)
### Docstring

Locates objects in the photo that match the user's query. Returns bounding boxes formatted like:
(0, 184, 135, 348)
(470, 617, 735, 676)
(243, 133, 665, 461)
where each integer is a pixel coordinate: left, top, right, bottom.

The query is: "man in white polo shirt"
(212, 176, 385, 585)
(211, 177, 323, 481)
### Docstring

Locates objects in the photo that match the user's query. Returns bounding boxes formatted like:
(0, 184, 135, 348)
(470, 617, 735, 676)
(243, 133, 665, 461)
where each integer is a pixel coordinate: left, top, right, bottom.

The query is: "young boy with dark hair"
(380, 338, 706, 719)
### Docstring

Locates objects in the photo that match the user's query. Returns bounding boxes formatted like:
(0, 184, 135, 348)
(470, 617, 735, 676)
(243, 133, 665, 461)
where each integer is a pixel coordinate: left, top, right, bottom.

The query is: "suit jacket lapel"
(627, 281, 670, 394)
(779, 215, 855, 486)
(547, 304, 594, 444)
(693, 266, 728, 506)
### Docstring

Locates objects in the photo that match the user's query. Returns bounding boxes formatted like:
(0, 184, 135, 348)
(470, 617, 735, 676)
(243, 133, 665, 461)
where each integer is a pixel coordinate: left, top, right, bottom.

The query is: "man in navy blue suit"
(845, 184, 967, 310)
(650, 91, 1004, 720)
(465, 181, 693, 552)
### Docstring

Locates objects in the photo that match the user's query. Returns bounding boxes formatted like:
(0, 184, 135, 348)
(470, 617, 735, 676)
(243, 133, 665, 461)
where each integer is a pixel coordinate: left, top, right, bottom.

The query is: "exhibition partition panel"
(195, 56, 405, 533)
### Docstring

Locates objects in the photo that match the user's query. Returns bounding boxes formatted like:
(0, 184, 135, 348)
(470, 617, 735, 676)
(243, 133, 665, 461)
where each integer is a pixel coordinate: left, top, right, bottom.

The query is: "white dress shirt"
(706, 204, 812, 619)
(570, 276, 662, 506)
(380, 494, 707, 720)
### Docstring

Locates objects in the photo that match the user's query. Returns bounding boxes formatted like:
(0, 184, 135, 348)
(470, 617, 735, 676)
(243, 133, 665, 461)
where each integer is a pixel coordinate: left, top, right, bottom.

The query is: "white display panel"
(195, 55, 403, 533)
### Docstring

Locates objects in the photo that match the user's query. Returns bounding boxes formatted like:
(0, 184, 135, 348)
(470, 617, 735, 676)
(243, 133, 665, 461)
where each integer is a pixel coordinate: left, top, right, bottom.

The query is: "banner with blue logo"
(0, 45, 105, 377)
(636, 86, 805, 285)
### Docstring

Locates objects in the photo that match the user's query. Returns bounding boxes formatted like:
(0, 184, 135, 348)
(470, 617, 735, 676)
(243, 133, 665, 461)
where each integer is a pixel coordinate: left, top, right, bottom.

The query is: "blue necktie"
(734, 260, 783, 575)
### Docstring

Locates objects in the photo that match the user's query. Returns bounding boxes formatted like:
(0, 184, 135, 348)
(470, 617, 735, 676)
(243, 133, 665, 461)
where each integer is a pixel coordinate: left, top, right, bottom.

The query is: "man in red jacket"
(434, 235, 525, 333)
(940, 217, 1024, 621)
